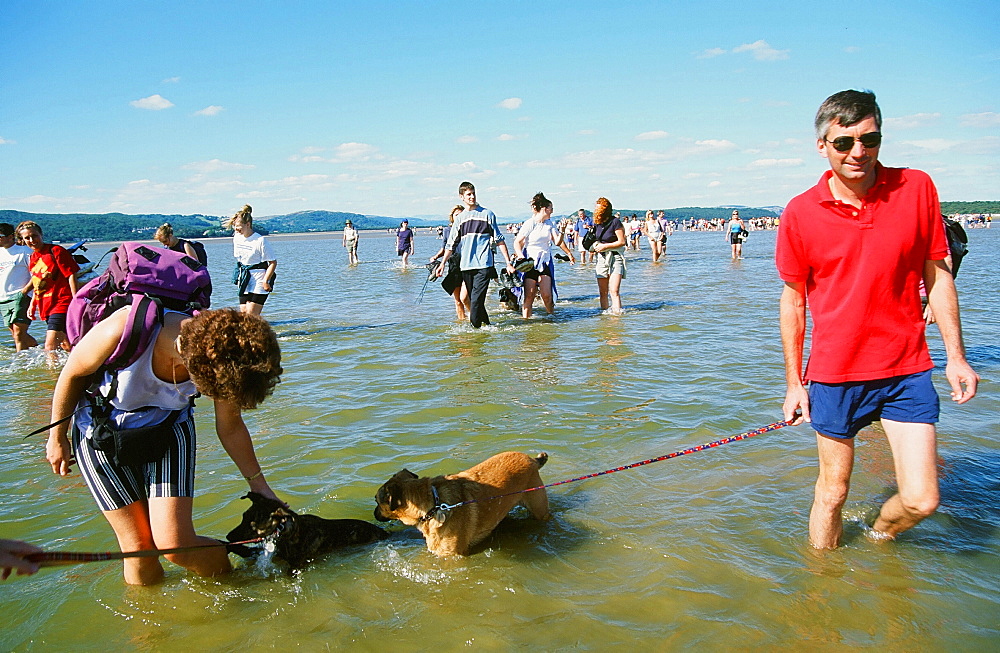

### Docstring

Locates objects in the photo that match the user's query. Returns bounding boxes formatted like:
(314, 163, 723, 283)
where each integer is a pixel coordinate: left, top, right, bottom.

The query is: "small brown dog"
(374, 451, 551, 556)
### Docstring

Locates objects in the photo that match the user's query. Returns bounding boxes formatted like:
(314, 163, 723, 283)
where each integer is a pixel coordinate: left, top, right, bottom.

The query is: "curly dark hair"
(179, 309, 282, 409)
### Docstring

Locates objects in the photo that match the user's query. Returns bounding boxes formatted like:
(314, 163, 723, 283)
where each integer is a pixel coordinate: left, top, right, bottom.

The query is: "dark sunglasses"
(825, 132, 882, 153)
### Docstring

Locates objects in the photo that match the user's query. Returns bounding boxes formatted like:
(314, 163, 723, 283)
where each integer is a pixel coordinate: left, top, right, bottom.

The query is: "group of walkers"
(2, 89, 982, 591)
(425, 183, 630, 326)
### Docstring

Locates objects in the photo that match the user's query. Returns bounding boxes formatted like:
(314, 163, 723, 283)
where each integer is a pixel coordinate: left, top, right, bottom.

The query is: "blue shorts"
(808, 369, 940, 439)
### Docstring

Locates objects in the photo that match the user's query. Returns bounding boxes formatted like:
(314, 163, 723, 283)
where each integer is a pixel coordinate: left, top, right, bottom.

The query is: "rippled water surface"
(2, 228, 998, 650)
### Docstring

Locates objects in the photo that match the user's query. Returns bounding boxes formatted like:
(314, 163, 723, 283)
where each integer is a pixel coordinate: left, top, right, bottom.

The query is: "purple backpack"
(68, 242, 212, 369)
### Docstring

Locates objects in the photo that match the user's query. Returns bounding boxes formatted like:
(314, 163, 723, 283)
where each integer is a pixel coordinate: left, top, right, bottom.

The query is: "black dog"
(226, 492, 389, 570)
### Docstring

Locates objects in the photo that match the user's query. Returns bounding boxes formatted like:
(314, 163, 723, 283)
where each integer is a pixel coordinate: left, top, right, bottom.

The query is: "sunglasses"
(825, 132, 882, 153)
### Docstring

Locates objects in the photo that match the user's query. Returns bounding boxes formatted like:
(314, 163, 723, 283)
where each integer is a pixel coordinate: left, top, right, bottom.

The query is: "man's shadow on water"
(541, 295, 689, 324)
(850, 448, 1000, 553)
(270, 318, 400, 338)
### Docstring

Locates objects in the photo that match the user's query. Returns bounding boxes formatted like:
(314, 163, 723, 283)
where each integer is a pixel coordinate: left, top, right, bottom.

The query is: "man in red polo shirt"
(776, 90, 979, 549)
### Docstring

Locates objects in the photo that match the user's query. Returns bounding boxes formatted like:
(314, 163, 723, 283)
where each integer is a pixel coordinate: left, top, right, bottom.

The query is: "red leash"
(26, 537, 265, 567)
(429, 420, 792, 519)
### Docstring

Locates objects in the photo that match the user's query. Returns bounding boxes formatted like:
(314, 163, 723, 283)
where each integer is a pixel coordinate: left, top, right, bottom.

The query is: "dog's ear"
(381, 478, 407, 512)
(392, 468, 418, 481)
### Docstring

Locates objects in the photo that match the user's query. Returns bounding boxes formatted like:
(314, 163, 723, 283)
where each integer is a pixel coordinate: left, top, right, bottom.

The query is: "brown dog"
(373, 451, 551, 556)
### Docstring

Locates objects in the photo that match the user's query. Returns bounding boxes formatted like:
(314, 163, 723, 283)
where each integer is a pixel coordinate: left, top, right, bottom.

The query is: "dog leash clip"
(433, 502, 461, 524)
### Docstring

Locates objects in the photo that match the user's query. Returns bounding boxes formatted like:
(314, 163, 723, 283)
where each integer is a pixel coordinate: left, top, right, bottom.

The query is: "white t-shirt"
(233, 232, 277, 294)
(517, 218, 560, 268)
(0, 244, 33, 301)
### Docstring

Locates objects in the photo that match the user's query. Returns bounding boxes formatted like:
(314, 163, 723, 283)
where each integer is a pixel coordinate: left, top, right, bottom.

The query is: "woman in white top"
(513, 193, 575, 319)
(644, 210, 664, 262)
(342, 220, 360, 265)
(225, 205, 277, 316)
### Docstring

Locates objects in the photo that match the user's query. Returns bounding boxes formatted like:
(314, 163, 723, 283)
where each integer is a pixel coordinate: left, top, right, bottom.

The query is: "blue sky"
(2, 0, 998, 219)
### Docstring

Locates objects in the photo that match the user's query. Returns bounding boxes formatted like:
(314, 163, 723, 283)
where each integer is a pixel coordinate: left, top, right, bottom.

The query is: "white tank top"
(78, 316, 197, 431)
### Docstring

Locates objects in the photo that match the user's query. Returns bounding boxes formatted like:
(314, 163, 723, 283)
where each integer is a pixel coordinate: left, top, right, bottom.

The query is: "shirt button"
(852, 212, 859, 217)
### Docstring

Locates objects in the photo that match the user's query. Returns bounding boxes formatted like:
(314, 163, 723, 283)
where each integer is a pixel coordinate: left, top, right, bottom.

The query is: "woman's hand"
(46, 433, 74, 476)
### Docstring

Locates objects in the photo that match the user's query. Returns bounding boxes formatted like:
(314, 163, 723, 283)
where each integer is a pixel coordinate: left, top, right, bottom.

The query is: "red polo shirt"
(776, 165, 949, 383)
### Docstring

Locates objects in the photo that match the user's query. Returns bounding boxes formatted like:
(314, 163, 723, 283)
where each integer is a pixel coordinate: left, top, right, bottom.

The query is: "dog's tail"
(534, 452, 548, 468)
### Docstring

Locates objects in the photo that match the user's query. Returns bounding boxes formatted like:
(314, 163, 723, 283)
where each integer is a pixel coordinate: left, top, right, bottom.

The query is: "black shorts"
(46, 312, 67, 332)
(239, 292, 270, 305)
(523, 268, 551, 282)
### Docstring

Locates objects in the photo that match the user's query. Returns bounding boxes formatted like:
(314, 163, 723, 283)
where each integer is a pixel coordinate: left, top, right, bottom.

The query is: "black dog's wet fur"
(226, 492, 389, 570)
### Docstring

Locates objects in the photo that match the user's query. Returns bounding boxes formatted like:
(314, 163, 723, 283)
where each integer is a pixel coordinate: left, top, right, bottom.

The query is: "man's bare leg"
(809, 432, 855, 549)
(871, 419, 939, 539)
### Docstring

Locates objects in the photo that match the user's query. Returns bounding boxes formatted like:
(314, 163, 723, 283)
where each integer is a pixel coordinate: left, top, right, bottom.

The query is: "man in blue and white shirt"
(436, 181, 514, 328)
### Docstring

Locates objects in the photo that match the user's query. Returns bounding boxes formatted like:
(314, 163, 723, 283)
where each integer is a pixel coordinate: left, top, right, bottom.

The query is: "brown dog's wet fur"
(374, 451, 551, 557)
(227, 492, 389, 570)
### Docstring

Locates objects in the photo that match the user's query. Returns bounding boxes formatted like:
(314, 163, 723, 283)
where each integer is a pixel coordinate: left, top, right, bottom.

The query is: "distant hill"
(0, 209, 432, 242)
(940, 201, 999, 215)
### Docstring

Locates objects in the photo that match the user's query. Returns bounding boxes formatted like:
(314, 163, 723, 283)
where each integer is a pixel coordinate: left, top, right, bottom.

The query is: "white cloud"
(578, 129, 597, 135)
(884, 113, 941, 130)
(497, 133, 517, 141)
(697, 47, 727, 59)
(635, 130, 669, 141)
(334, 142, 378, 160)
(733, 40, 789, 61)
(16, 194, 61, 204)
(0, 137, 13, 145)
(130, 94, 174, 110)
(901, 138, 959, 152)
(301, 146, 326, 154)
(748, 158, 804, 168)
(499, 97, 522, 110)
(194, 105, 224, 116)
(456, 135, 478, 144)
(960, 112, 1000, 128)
(693, 139, 737, 150)
(182, 159, 255, 173)
(708, 181, 722, 187)
(162, 76, 181, 84)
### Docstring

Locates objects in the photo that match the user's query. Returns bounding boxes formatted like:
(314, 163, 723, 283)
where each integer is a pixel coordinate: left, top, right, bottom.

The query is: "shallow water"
(2, 228, 998, 650)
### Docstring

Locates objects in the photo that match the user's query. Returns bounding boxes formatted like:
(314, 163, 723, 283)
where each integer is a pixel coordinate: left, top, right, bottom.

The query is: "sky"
(2, 0, 998, 219)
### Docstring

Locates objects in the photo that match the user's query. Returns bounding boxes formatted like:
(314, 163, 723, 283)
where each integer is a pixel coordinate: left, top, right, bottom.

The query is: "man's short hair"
(0, 223, 14, 237)
(815, 89, 882, 139)
(458, 181, 475, 195)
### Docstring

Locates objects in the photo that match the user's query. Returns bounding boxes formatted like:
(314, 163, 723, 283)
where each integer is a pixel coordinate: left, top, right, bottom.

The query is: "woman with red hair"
(589, 198, 627, 315)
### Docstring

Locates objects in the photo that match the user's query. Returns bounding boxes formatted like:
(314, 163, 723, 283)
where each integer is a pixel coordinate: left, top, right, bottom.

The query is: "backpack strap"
(105, 295, 163, 370)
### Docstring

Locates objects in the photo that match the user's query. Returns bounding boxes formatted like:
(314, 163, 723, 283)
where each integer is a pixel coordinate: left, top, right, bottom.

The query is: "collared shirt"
(776, 165, 949, 383)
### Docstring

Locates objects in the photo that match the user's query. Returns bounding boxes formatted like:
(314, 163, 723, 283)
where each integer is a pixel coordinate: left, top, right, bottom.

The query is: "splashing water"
(252, 534, 282, 577)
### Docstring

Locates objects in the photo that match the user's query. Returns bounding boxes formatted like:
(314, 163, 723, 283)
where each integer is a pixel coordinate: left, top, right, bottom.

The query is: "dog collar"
(420, 484, 448, 524)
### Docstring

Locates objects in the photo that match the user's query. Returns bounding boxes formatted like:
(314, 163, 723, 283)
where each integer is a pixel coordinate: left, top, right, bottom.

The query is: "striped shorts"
(72, 417, 197, 512)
